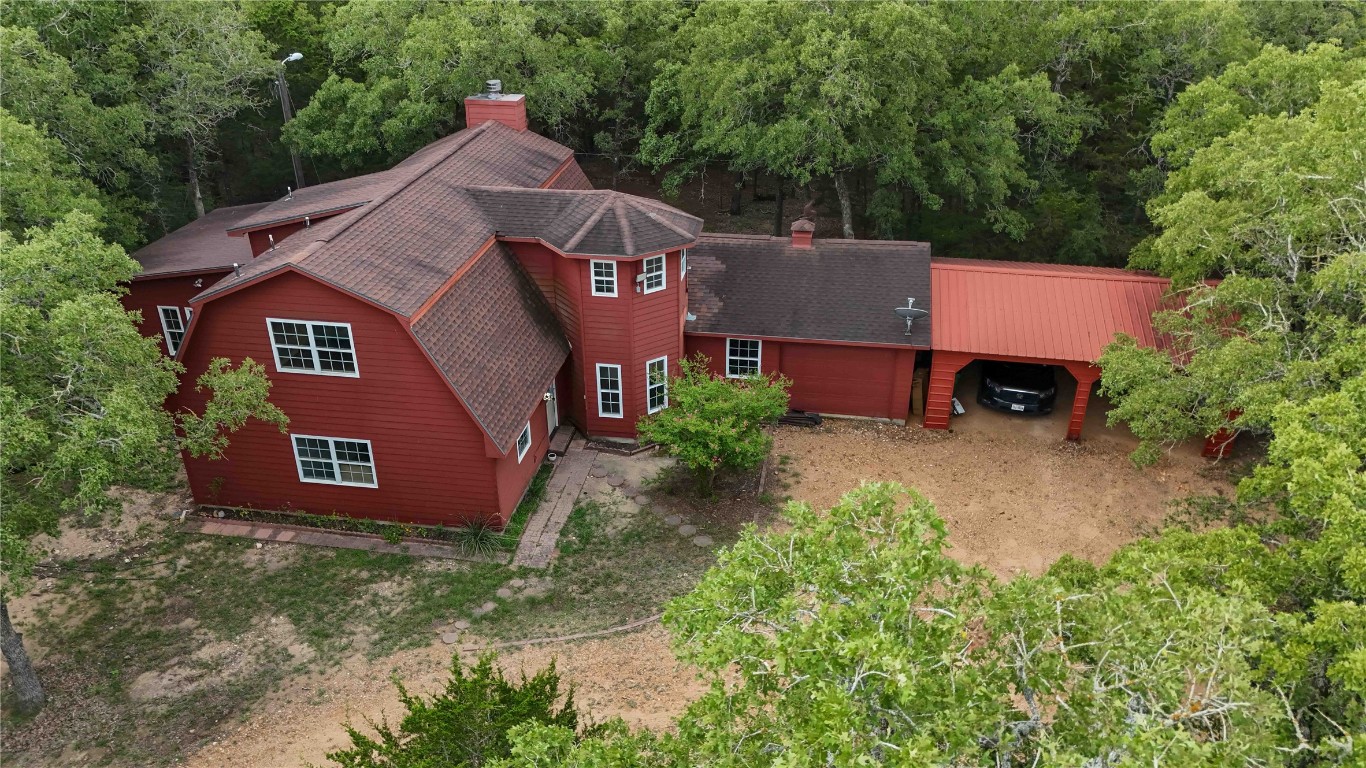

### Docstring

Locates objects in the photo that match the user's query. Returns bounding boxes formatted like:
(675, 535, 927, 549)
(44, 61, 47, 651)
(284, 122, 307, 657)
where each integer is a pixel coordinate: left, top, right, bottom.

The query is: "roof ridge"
(931, 258, 1166, 283)
(303, 122, 494, 249)
(613, 197, 636, 255)
(634, 198, 699, 240)
(563, 195, 616, 252)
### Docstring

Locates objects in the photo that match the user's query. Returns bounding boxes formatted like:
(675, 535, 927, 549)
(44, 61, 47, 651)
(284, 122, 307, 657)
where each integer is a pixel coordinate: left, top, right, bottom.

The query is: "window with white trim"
(642, 255, 665, 293)
(267, 319, 358, 376)
(158, 306, 188, 355)
(591, 260, 617, 297)
(516, 422, 532, 462)
(292, 435, 377, 487)
(596, 363, 622, 418)
(646, 356, 668, 413)
(680, 249, 688, 279)
(727, 338, 762, 377)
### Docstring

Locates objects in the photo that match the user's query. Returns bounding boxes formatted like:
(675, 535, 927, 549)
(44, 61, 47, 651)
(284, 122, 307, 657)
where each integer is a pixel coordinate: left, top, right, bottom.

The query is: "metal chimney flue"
(484, 79, 503, 97)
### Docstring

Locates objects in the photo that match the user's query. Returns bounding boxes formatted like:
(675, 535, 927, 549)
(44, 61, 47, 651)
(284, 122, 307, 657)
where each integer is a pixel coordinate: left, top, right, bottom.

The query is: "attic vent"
(481, 79, 502, 98)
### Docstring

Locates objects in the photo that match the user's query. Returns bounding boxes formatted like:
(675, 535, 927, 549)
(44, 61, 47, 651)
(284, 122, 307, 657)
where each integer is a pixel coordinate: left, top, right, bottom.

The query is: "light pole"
(277, 52, 306, 190)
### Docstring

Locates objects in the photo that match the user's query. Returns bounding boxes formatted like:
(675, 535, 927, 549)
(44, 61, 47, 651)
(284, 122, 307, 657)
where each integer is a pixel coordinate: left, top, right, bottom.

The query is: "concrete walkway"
(512, 434, 594, 569)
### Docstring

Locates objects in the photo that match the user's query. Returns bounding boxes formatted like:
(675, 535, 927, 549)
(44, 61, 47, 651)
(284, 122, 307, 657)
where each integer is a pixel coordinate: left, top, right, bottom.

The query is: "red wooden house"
(126, 85, 1177, 528)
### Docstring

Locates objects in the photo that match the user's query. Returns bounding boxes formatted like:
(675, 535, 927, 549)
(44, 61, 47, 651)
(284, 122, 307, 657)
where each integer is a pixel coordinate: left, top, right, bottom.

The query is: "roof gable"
(467, 187, 702, 257)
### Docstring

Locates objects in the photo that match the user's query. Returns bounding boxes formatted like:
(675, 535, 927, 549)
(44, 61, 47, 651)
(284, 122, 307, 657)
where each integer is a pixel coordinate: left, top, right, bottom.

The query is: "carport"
(923, 258, 1169, 440)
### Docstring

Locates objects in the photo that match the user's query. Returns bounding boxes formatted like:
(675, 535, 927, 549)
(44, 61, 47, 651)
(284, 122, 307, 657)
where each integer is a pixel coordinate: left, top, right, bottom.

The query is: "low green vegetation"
(637, 356, 790, 495)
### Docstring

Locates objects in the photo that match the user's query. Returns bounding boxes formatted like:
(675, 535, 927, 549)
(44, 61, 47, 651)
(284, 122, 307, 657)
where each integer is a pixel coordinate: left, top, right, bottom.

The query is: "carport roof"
(930, 258, 1169, 363)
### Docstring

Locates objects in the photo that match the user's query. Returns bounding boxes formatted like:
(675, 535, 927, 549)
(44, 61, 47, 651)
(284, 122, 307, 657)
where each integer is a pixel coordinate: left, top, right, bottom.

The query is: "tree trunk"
(772, 182, 786, 237)
(729, 171, 745, 216)
(1, 600, 46, 715)
(834, 171, 855, 239)
(186, 136, 205, 219)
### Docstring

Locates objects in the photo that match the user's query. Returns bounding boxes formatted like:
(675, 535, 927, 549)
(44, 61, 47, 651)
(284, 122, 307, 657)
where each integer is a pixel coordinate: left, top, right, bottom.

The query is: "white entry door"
(546, 382, 559, 434)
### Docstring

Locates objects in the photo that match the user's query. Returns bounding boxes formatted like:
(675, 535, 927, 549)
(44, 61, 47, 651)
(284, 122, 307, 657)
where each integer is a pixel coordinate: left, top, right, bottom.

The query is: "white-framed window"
(158, 306, 189, 356)
(646, 356, 668, 413)
(680, 249, 688, 279)
(292, 434, 377, 487)
(591, 260, 617, 297)
(727, 338, 762, 377)
(267, 318, 358, 377)
(641, 254, 665, 293)
(596, 363, 622, 418)
(516, 422, 532, 462)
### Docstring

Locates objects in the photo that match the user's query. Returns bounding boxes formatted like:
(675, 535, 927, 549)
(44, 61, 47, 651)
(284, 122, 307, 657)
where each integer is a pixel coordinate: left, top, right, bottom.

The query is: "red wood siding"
(685, 335, 917, 422)
(247, 221, 308, 257)
(493, 396, 551, 520)
(124, 271, 230, 353)
(175, 271, 517, 526)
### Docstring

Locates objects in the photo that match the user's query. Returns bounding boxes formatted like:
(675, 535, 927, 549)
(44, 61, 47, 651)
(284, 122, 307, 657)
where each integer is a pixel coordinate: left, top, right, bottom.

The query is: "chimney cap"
(790, 218, 816, 233)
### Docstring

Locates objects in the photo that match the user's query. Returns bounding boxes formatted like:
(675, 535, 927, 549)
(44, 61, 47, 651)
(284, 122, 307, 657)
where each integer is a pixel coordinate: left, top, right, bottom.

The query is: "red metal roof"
(930, 257, 1170, 363)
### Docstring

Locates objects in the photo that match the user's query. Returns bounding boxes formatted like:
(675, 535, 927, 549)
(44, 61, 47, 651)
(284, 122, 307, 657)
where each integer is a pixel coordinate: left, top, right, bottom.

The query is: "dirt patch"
(773, 421, 1231, 577)
(28, 486, 191, 562)
(180, 624, 701, 768)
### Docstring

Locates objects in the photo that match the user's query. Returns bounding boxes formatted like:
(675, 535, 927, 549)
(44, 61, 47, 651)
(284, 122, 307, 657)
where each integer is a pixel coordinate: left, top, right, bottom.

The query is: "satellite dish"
(893, 298, 928, 335)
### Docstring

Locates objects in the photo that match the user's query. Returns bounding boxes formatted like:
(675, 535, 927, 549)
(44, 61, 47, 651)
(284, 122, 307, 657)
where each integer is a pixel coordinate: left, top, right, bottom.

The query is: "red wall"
(246, 221, 307, 257)
(175, 271, 541, 526)
(124, 271, 230, 354)
(511, 242, 686, 440)
(685, 335, 918, 422)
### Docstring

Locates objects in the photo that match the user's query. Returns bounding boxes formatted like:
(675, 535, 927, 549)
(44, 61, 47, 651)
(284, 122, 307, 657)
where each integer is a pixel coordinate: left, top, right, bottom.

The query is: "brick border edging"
(457, 613, 663, 653)
(183, 517, 510, 565)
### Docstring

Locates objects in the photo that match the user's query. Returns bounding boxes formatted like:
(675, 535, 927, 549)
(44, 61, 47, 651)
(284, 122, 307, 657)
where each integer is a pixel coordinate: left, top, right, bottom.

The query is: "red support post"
(1201, 410, 1242, 459)
(1062, 362, 1101, 442)
(922, 352, 972, 430)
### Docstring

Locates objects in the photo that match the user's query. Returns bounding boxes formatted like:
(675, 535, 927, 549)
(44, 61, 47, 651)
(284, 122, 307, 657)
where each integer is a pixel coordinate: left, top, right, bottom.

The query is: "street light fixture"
(277, 52, 306, 190)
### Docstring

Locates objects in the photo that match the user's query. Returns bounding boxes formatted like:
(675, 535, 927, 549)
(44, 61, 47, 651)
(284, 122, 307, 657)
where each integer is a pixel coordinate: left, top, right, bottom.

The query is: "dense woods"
(2, 0, 1364, 763)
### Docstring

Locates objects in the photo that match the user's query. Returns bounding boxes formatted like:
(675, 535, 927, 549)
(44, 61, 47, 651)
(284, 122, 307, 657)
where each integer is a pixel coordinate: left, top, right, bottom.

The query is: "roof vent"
(483, 79, 503, 97)
(790, 217, 815, 249)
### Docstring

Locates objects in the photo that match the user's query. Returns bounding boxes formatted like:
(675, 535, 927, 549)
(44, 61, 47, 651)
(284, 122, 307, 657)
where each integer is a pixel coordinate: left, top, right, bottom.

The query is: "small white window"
(516, 422, 532, 462)
(680, 249, 688, 279)
(292, 434, 377, 487)
(727, 338, 762, 377)
(267, 319, 358, 377)
(597, 363, 622, 418)
(646, 356, 668, 413)
(642, 255, 665, 293)
(591, 260, 617, 297)
(158, 306, 188, 355)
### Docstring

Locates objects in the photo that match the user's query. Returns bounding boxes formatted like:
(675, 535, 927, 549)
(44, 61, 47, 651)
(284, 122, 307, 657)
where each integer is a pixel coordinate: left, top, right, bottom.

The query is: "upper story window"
(727, 338, 762, 377)
(158, 306, 189, 356)
(597, 363, 622, 418)
(516, 422, 532, 462)
(680, 249, 688, 279)
(591, 260, 617, 297)
(646, 356, 669, 413)
(642, 255, 665, 294)
(267, 319, 358, 377)
(292, 434, 377, 487)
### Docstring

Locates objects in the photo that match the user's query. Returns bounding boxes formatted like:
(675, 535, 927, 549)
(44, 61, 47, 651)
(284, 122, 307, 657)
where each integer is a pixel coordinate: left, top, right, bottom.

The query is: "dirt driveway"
(772, 418, 1233, 577)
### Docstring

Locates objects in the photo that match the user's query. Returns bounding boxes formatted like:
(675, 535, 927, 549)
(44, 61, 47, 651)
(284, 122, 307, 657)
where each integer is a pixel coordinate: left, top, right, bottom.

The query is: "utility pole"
(277, 52, 306, 190)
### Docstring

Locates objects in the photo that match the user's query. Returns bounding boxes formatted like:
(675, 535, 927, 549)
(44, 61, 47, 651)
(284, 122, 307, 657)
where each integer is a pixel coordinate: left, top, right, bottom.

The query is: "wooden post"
(923, 352, 972, 430)
(1063, 362, 1101, 441)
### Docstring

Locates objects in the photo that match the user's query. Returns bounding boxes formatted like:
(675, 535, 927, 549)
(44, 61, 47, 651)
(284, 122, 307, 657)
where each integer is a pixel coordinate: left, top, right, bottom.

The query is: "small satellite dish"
(893, 298, 928, 335)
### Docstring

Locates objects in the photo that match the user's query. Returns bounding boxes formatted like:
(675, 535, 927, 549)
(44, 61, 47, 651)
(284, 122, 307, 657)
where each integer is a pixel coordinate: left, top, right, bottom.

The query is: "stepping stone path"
(663, 514, 682, 526)
(454, 620, 471, 630)
(471, 601, 497, 617)
(691, 535, 713, 547)
(677, 524, 697, 537)
(606, 475, 625, 487)
(496, 587, 514, 599)
(634, 495, 650, 506)
(441, 632, 460, 645)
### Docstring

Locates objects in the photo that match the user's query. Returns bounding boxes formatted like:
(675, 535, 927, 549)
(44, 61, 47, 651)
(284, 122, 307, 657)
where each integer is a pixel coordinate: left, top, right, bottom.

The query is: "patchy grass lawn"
(2, 458, 774, 767)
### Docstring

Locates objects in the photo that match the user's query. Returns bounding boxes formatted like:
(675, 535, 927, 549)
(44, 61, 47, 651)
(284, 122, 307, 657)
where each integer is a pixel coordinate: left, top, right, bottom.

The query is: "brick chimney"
(790, 217, 815, 249)
(464, 79, 527, 132)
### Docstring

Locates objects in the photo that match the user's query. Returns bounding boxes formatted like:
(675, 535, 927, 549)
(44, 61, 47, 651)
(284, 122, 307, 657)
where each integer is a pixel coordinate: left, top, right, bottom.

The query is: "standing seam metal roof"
(929, 257, 1170, 362)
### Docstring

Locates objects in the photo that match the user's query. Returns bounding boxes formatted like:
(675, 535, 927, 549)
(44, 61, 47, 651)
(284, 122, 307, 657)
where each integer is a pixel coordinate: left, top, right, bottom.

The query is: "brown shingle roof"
(227, 171, 399, 233)
(467, 187, 701, 257)
(411, 244, 569, 452)
(129, 203, 268, 278)
(687, 233, 932, 347)
(198, 121, 573, 315)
